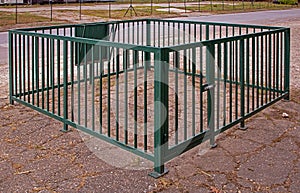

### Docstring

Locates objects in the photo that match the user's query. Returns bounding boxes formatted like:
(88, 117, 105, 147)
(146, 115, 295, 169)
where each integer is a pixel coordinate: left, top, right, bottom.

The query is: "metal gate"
(8, 19, 290, 177)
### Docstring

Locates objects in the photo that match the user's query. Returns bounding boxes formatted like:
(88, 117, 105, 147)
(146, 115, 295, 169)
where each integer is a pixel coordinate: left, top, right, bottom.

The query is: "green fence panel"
(8, 19, 290, 178)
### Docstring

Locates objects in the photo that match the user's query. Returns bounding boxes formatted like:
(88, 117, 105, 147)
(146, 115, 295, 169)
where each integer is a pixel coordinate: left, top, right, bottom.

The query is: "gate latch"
(202, 84, 214, 92)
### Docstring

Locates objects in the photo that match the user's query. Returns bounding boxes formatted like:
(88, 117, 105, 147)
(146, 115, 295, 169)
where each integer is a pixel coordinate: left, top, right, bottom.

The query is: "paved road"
(175, 8, 300, 25)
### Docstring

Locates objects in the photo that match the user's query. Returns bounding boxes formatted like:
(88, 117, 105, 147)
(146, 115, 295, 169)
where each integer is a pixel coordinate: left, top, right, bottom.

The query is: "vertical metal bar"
(246, 35, 250, 114)
(183, 49, 187, 140)
(145, 20, 151, 70)
(275, 32, 280, 97)
(76, 43, 80, 125)
(256, 36, 260, 108)
(168, 22, 170, 46)
(272, 33, 276, 99)
(252, 33, 256, 110)
(132, 22, 135, 44)
(84, 44, 88, 128)
(284, 29, 290, 100)
(206, 24, 210, 40)
(70, 41, 74, 122)
(163, 21, 166, 47)
(178, 23, 181, 45)
(153, 21, 156, 47)
(183, 24, 186, 44)
(51, 39, 55, 114)
(265, 34, 268, 104)
(35, 37, 39, 107)
(200, 24, 203, 41)
(107, 46, 111, 137)
(213, 25, 216, 39)
(200, 46, 203, 132)
(62, 40, 68, 132)
(41, 35, 45, 109)
(99, 46, 103, 134)
(27, 35, 30, 103)
(22, 35, 26, 102)
(134, 50, 138, 148)
(175, 51, 179, 144)
(268, 34, 272, 102)
(217, 43, 221, 130)
(192, 48, 196, 136)
(158, 21, 164, 47)
(261, 35, 264, 106)
(14, 34, 18, 101)
(280, 32, 283, 94)
(229, 40, 233, 122)
(57, 39, 61, 115)
(223, 42, 228, 126)
(124, 50, 128, 144)
(9, 32, 14, 104)
(46, 38, 50, 111)
(127, 22, 130, 44)
(18, 35, 22, 100)
(144, 50, 148, 151)
(240, 39, 246, 129)
(116, 48, 120, 141)
(91, 45, 95, 131)
(235, 40, 238, 120)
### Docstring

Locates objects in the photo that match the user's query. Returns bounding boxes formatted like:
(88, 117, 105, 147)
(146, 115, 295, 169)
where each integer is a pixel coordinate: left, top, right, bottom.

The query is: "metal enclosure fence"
(9, 19, 290, 177)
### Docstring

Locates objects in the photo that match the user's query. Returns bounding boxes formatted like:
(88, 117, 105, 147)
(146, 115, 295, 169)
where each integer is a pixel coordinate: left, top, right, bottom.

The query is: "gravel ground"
(0, 17, 299, 192)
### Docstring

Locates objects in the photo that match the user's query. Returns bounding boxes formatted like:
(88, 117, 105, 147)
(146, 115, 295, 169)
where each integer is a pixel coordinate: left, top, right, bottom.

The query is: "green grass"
(278, 0, 298, 5)
(0, 11, 50, 26)
(184, 2, 296, 13)
(81, 6, 180, 19)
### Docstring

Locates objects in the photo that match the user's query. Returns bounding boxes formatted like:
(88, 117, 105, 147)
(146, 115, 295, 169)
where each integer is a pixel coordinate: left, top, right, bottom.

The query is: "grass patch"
(0, 11, 50, 26)
(81, 6, 179, 19)
(184, 2, 296, 12)
(278, 0, 298, 5)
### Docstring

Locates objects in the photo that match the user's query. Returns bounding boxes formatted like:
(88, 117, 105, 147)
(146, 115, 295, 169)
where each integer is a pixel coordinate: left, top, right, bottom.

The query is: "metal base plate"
(210, 143, 218, 148)
(149, 168, 169, 179)
(60, 129, 71, 133)
(239, 126, 248, 130)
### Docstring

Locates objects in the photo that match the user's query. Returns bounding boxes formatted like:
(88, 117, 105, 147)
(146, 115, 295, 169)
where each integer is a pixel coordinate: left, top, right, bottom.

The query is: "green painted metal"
(8, 19, 290, 178)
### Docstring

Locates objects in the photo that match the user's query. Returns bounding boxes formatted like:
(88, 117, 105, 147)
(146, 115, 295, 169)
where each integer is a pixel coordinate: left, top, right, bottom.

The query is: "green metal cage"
(8, 19, 290, 177)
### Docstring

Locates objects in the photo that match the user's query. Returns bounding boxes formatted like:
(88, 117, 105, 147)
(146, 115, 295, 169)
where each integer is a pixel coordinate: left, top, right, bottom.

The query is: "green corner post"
(149, 48, 169, 178)
(206, 43, 217, 148)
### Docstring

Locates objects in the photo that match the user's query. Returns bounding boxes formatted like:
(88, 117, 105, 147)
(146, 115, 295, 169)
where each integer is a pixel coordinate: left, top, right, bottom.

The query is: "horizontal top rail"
(166, 27, 289, 51)
(8, 29, 161, 53)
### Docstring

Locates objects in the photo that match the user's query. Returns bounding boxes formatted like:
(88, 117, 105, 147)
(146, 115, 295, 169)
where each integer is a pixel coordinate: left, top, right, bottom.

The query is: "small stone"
(282, 113, 289, 118)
